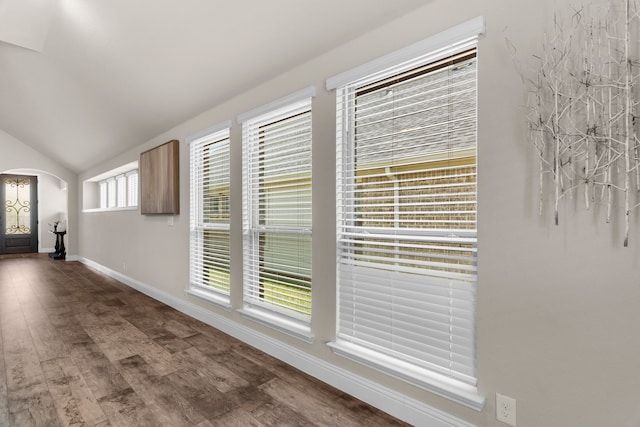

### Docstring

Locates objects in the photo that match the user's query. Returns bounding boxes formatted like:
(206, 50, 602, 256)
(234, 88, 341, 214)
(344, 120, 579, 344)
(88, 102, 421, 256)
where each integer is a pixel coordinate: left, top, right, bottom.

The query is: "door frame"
(0, 174, 38, 254)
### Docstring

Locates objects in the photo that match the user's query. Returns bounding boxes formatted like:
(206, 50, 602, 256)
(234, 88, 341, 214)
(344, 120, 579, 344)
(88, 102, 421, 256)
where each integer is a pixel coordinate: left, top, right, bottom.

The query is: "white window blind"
(127, 170, 139, 207)
(331, 37, 482, 408)
(241, 97, 313, 327)
(106, 178, 116, 208)
(98, 170, 138, 210)
(189, 128, 231, 299)
(92, 164, 138, 211)
(99, 181, 108, 209)
(116, 174, 127, 207)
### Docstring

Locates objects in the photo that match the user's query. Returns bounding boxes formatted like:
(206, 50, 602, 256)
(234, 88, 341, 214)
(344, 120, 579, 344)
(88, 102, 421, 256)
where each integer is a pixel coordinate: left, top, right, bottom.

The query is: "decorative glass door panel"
(5, 177, 32, 234)
(0, 174, 38, 254)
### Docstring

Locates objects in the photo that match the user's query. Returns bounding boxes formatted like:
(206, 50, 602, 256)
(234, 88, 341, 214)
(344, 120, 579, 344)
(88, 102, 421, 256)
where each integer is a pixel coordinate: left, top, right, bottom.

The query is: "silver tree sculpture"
(512, 0, 640, 246)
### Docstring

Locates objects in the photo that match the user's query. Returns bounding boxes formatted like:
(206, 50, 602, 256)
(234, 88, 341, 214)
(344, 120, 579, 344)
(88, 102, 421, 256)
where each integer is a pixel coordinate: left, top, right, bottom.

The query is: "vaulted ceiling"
(0, 0, 430, 173)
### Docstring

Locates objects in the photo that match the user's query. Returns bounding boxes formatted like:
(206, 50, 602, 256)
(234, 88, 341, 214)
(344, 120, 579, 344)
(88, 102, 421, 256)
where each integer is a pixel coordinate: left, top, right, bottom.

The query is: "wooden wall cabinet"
(140, 140, 179, 215)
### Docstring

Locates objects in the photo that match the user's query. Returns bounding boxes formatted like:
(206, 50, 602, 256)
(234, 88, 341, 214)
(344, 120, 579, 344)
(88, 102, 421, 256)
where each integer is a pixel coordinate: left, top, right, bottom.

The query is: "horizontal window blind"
(242, 100, 312, 322)
(99, 181, 107, 209)
(126, 170, 139, 207)
(116, 174, 127, 208)
(107, 178, 116, 208)
(96, 168, 138, 210)
(335, 46, 478, 389)
(190, 129, 231, 296)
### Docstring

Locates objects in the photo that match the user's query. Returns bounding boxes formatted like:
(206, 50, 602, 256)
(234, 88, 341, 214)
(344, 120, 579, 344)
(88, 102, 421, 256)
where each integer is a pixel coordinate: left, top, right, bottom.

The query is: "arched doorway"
(0, 169, 68, 255)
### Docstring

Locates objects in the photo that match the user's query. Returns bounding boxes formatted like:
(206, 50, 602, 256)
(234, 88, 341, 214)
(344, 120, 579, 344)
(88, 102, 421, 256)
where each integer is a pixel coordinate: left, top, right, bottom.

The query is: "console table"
(49, 226, 66, 260)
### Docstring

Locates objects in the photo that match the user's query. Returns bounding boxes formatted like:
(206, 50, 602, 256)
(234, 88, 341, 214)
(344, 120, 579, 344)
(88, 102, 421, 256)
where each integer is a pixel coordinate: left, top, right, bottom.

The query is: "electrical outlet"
(496, 393, 517, 426)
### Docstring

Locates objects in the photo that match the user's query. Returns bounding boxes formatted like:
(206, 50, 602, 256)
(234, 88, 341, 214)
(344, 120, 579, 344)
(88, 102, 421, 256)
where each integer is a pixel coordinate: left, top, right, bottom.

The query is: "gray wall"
(76, 1, 640, 426)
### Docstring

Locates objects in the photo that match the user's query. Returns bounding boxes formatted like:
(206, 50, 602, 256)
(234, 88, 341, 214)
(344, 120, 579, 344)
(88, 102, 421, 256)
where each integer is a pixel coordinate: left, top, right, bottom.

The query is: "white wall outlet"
(167, 216, 174, 226)
(496, 393, 517, 426)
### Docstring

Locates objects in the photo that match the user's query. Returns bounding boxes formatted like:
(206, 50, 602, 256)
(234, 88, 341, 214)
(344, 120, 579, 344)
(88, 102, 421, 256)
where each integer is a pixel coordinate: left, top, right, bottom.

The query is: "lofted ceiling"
(0, 0, 430, 173)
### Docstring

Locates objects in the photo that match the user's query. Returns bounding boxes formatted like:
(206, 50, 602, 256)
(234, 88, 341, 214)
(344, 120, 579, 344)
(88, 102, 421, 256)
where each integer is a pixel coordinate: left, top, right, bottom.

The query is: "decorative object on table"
(509, 0, 640, 246)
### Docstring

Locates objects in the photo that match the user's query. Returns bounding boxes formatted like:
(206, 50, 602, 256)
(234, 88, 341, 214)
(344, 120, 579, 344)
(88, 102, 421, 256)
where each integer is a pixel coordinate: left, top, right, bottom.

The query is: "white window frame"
(327, 17, 485, 410)
(99, 181, 108, 209)
(94, 169, 138, 211)
(126, 170, 139, 207)
(85, 161, 139, 213)
(186, 122, 232, 308)
(238, 86, 315, 343)
(106, 178, 117, 208)
(116, 174, 127, 208)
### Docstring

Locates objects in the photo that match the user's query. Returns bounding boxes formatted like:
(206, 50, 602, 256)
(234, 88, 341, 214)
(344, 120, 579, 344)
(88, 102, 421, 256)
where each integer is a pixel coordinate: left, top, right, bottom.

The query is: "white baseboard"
(75, 256, 477, 427)
(39, 247, 55, 253)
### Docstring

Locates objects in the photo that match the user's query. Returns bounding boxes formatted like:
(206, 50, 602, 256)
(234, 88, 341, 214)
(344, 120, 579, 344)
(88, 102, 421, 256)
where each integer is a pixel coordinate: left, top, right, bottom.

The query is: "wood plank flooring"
(0, 254, 409, 427)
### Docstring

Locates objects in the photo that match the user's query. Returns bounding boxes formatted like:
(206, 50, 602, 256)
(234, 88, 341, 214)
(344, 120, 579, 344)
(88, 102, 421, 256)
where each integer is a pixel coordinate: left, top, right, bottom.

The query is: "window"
(127, 170, 139, 207)
(188, 125, 231, 305)
(84, 161, 139, 212)
(116, 174, 127, 207)
(99, 181, 108, 209)
(328, 18, 484, 409)
(106, 178, 116, 208)
(239, 87, 314, 341)
(98, 169, 138, 209)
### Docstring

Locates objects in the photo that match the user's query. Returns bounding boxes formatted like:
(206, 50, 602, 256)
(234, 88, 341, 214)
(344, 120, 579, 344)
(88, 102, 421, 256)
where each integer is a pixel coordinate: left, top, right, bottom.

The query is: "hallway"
(0, 255, 407, 426)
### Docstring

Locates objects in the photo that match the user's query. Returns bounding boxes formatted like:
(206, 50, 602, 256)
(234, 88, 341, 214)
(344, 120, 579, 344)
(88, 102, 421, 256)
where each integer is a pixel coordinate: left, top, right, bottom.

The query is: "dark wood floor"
(0, 254, 409, 427)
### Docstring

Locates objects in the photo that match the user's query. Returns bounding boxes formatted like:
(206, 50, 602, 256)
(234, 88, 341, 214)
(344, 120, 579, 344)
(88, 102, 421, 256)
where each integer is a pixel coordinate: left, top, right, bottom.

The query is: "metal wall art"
(510, 0, 640, 246)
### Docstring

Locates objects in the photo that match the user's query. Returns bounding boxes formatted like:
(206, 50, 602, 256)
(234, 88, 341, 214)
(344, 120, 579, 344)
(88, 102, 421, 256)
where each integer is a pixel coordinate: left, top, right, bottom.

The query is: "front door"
(0, 174, 38, 254)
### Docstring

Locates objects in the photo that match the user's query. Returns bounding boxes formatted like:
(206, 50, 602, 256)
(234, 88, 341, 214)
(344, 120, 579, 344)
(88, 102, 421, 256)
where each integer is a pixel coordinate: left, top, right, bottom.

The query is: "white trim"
(39, 247, 55, 254)
(185, 287, 232, 311)
(326, 16, 485, 90)
(186, 120, 232, 144)
(82, 206, 138, 213)
(238, 307, 314, 344)
(328, 341, 485, 411)
(237, 86, 316, 124)
(73, 256, 476, 427)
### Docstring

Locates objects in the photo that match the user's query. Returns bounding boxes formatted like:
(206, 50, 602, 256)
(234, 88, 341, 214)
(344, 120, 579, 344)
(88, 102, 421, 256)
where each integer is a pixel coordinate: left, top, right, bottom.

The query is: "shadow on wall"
(1, 168, 68, 253)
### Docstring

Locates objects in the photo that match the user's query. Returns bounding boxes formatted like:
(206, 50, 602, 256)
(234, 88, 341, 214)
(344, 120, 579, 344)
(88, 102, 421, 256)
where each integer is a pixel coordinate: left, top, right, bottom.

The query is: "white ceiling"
(0, 0, 430, 173)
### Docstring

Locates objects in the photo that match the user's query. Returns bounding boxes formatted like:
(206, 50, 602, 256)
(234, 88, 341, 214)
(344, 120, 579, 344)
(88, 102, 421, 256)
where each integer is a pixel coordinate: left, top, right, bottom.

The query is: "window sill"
(83, 206, 138, 213)
(327, 340, 485, 411)
(238, 307, 314, 344)
(185, 287, 231, 311)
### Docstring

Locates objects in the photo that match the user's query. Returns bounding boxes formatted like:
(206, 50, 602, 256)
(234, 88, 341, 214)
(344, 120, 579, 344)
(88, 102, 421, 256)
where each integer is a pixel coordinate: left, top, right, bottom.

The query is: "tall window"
(329, 21, 483, 408)
(240, 89, 313, 340)
(189, 126, 231, 303)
